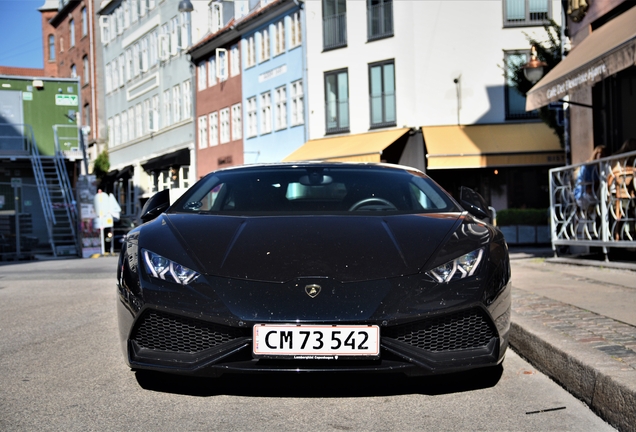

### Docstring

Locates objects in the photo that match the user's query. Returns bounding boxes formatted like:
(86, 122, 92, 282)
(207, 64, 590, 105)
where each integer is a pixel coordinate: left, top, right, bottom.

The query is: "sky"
(0, 0, 44, 69)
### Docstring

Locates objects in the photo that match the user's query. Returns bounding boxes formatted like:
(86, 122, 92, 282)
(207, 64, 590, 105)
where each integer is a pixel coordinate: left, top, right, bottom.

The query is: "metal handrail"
(25, 124, 57, 233)
(549, 150, 636, 257)
(52, 125, 80, 251)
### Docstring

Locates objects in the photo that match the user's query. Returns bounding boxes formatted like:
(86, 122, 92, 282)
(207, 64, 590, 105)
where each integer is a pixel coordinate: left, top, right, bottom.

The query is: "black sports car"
(117, 162, 511, 377)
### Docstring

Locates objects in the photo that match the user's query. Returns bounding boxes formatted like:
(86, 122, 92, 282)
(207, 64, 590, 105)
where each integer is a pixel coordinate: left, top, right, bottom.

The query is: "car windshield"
(171, 165, 460, 215)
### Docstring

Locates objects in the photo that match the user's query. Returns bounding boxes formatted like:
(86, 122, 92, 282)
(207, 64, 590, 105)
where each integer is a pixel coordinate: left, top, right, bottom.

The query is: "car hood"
(157, 213, 463, 283)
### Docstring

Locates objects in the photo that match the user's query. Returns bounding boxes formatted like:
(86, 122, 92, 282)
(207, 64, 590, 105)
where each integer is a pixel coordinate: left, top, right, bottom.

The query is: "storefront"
(526, 4, 636, 161)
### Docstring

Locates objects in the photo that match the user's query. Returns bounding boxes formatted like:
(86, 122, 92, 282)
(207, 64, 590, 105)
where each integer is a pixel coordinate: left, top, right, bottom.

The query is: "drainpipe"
(88, 0, 97, 150)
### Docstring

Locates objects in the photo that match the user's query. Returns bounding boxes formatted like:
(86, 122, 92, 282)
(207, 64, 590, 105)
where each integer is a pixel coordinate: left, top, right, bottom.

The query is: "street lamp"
(178, 0, 194, 13)
(523, 45, 547, 84)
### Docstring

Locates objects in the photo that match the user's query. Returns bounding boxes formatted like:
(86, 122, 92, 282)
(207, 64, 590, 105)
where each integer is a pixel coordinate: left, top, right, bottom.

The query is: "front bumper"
(120, 300, 509, 377)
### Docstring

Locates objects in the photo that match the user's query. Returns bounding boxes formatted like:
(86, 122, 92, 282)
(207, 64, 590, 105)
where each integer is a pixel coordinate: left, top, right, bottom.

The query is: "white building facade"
(295, 0, 565, 210)
(97, 0, 210, 216)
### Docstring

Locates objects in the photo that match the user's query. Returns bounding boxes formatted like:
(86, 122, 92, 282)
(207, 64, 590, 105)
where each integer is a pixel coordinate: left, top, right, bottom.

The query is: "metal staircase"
(29, 125, 80, 257)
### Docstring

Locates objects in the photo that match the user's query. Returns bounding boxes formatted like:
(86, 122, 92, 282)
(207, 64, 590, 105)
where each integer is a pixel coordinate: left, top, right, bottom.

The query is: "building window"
(108, 118, 113, 147)
(220, 108, 230, 143)
(260, 92, 272, 134)
(247, 97, 257, 138)
(275, 85, 287, 130)
(143, 99, 150, 134)
(325, 69, 349, 133)
(291, 80, 304, 126)
(230, 44, 240, 77)
(48, 35, 55, 61)
(121, 110, 129, 142)
(83, 55, 90, 86)
(232, 103, 242, 140)
(290, 11, 302, 48)
(274, 20, 285, 55)
(209, 2, 223, 33)
(141, 38, 149, 71)
(114, 115, 121, 146)
(133, 0, 140, 21)
(260, 29, 270, 62)
(504, 51, 539, 119)
(133, 43, 141, 76)
(198, 61, 207, 91)
(246, 36, 256, 67)
(84, 103, 91, 128)
(218, 48, 228, 81)
(159, 23, 170, 60)
(149, 30, 158, 67)
(71, 64, 77, 79)
(116, 8, 123, 35)
(149, 95, 159, 131)
(208, 55, 216, 86)
(124, 1, 131, 28)
(173, 85, 181, 123)
(100, 17, 109, 44)
(323, 0, 347, 50)
(125, 49, 133, 81)
(209, 112, 218, 146)
(112, 58, 119, 89)
(69, 18, 75, 47)
(183, 80, 191, 119)
(128, 107, 135, 140)
(135, 104, 143, 138)
(163, 89, 171, 126)
(503, 0, 550, 27)
(118, 54, 125, 86)
(198, 116, 208, 149)
(170, 16, 179, 56)
(369, 60, 396, 128)
(179, 12, 192, 49)
(367, 0, 393, 41)
(81, 7, 88, 36)
(105, 64, 111, 92)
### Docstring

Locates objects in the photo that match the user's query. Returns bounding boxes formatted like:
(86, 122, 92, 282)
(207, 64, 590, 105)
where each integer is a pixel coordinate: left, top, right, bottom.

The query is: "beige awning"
(526, 5, 636, 110)
(282, 128, 410, 162)
(423, 123, 563, 169)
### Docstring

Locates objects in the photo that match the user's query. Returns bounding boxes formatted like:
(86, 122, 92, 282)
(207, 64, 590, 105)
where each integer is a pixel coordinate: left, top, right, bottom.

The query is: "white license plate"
(253, 324, 380, 359)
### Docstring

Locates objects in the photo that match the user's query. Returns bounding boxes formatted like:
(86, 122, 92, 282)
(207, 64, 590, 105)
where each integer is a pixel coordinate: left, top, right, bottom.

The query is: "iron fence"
(549, 150, 636, 258)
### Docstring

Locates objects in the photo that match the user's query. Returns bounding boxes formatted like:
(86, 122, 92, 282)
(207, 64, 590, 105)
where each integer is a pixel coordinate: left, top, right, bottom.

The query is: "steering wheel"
(348, 197, 397, 211)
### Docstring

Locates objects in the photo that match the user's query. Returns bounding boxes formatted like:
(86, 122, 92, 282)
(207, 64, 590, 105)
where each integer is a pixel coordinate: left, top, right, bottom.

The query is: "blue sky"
(0, 0, 44, 68)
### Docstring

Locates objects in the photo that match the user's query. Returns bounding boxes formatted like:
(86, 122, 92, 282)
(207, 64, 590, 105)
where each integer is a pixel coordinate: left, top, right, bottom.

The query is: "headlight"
(426, 248, 484, 283)
(142, 249, 200, 285)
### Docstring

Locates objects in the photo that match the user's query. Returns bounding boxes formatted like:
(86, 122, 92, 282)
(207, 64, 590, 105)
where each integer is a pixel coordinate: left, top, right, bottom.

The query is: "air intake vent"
(132, 310, 247, 353)
(384, 308, 496, 352)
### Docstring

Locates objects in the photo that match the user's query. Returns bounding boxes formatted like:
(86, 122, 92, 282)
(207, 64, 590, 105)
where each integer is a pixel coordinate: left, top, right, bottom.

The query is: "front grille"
(131, 310, 247, 353)
(383, 308, 496, 352)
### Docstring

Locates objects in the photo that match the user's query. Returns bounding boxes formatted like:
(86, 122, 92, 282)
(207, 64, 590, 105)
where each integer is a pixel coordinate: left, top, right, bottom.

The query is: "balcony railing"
(323, 12, 347, 50)
(367, 2, 393, 41)
(549, 150, 636, 258)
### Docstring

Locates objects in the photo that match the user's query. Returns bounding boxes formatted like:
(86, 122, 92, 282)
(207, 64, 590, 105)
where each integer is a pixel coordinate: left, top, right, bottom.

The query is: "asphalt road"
(0, 257, 616, 431)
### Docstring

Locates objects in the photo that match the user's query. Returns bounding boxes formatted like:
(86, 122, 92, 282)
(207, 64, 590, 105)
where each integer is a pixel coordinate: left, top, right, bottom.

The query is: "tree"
(93, 150, 110, 184)
(506, 20, 565, 146)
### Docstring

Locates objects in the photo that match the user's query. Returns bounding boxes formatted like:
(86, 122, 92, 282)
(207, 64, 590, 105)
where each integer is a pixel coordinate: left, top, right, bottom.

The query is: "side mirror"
(140, 189, 170, 223)
(459, 186, 490, 221)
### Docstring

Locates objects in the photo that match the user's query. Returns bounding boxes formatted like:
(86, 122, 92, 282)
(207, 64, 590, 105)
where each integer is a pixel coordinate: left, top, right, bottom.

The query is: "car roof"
(203, 161, 426, 176)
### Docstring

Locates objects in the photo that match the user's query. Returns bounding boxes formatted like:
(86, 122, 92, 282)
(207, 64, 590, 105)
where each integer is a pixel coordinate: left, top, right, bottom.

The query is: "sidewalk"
(508, 247, 636, 432)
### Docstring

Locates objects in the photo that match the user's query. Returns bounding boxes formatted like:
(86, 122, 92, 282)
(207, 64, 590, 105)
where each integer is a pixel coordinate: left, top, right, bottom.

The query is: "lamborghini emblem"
(305, 284, 321, 298)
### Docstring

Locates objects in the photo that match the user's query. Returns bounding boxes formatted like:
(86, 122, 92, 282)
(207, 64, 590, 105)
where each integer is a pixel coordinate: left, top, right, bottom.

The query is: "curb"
(546, 257, 636, 272)
(510, 312, 636, 432)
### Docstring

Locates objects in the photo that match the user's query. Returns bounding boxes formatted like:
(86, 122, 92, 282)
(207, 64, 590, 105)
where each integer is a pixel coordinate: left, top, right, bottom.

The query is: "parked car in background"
(105, 217, 137, 253)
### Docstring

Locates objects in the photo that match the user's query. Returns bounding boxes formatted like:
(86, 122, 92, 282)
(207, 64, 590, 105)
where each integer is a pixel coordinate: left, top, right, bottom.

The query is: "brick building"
(41, 0, 106, 167)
